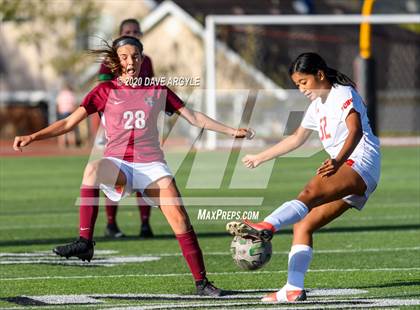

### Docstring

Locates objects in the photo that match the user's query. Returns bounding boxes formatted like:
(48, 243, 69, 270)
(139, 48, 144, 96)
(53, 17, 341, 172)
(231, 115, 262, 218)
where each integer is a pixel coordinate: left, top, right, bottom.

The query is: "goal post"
(205, 14, 420, 149)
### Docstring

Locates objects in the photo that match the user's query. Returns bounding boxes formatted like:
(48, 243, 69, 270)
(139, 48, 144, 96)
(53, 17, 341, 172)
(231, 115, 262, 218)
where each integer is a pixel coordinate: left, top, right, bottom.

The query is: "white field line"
(3, 300, 420, 310)
(146, 246, 420, 256)
(1, 214, 419, 230)
(0, 306, 132, 310)
(340, 215, 420, 221)
(2, 299, 420, 310)
(20, 290, 364, 304)
(0, 250, 118, 257)
(106, 298, 420, 310)
(1, 246, 419, 259)
(2, 267, 420, 282)
(89, 288, 368, 297)
(0, 304, 134, 310)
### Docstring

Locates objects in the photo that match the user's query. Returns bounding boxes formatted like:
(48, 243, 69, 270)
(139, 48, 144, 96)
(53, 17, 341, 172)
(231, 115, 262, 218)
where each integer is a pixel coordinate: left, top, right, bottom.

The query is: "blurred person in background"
(56, 83, 80, 148)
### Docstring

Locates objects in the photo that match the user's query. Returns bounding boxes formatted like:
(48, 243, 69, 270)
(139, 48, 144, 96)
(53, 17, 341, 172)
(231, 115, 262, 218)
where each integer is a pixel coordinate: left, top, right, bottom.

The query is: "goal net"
(203, 14, 420, 150)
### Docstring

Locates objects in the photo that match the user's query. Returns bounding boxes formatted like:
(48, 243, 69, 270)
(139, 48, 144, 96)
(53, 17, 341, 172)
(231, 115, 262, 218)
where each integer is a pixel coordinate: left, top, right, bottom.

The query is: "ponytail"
(325, 67, 356, 88)
(89, 40, 121, 75)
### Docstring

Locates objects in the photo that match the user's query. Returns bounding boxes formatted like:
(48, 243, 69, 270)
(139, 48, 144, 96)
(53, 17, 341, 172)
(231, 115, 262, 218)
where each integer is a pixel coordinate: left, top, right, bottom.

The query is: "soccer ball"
(230, 236, 272, 270)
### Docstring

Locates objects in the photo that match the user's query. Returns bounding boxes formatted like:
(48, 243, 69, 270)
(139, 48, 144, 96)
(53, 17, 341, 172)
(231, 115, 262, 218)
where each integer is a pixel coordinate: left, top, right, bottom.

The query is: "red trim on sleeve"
(164, 86, 185, 115)
(341, 98, 353, 111)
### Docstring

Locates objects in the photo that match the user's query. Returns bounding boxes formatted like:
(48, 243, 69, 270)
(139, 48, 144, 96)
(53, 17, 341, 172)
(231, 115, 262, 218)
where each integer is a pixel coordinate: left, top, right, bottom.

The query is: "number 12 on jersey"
(320, 116, 331, 141)
(123, 110, 146, 129)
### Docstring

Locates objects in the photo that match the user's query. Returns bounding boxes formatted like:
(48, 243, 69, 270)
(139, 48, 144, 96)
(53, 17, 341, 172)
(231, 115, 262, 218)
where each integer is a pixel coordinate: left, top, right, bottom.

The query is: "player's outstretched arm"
(13, 107, 88, 152)
(177, 106, 253, 138)
(242, 126, 312, 169)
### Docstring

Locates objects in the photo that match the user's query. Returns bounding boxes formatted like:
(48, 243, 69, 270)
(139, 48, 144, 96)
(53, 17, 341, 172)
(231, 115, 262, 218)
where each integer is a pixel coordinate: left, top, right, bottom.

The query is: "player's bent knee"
(297, 186, 321, 208)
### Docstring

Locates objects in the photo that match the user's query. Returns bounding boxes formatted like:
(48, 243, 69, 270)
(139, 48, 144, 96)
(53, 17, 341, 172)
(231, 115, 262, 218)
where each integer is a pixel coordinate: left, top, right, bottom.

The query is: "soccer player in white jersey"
(227, 52, 381, 302)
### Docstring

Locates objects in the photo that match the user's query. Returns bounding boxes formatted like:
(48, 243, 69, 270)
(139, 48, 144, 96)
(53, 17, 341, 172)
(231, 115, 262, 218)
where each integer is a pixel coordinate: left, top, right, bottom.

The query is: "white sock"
(285, 244, 313, 290)
(264, 200, 309, 231)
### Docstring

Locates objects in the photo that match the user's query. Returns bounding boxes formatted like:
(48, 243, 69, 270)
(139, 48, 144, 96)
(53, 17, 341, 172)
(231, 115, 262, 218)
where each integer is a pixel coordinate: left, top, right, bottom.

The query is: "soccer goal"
(204, 14, 420, 150)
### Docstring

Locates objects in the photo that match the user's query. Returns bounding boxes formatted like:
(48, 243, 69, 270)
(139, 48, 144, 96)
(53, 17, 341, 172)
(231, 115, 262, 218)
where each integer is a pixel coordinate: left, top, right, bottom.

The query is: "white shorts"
(99, 157, 173, 202)
(342, 156, 380, 210)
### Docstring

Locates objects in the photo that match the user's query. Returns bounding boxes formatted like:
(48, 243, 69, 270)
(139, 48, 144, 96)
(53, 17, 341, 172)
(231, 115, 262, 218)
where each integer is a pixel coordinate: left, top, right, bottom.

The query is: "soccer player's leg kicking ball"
(13, 36, 255, 296)
(227, 52, 381, 302)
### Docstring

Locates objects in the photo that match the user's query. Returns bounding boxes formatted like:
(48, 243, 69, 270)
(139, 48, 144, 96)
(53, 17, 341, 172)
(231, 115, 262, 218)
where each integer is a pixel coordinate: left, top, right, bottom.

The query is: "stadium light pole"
(356, 0, 377, 134)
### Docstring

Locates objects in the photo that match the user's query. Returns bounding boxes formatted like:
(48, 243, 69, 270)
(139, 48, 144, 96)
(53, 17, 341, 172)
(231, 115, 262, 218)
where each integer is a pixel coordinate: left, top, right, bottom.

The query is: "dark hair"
(119, 18, 141, 35)
(289, 52, 356, 88)
(112, 36, 143, 51)
(90, 36, 143, 76)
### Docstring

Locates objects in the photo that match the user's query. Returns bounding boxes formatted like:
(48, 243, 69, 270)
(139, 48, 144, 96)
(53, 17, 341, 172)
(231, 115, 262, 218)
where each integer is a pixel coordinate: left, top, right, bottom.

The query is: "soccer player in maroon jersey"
(98, 18, 155, 239)
(13, 36, 253, 296)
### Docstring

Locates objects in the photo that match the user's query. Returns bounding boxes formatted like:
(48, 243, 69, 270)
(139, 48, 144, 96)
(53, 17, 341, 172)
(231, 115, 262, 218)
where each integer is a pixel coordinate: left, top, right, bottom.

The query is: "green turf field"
(0, 147, 419, 309)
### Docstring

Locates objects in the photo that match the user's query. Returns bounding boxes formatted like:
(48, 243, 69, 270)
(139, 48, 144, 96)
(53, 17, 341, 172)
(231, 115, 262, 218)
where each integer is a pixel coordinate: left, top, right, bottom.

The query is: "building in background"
(1, 0, 419, 142)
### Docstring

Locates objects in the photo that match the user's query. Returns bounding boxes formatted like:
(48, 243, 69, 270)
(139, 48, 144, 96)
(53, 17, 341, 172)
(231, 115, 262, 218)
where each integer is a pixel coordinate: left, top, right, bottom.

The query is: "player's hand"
(13, 135, 33, 152)
(233, 128, 255, 139)
(317, 158, 339, 177)
(242, 154, 262, 169)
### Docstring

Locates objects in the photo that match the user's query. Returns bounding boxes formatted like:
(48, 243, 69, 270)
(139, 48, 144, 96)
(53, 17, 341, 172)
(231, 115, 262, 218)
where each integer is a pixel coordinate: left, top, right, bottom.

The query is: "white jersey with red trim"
(301, 84, 380, 182)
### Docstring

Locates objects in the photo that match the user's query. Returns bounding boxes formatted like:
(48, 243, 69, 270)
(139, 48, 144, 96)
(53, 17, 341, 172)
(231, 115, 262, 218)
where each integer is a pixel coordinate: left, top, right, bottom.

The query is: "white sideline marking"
(0, 250, 161, 267)
(11, 293, 420, 309)
(1, 246, 418, 266)
(314, 246, 420, 254)
(2, 267, 420, 281)
(93, 289, 368, 298)
(146, 246, 420, 256)
(106, 298, 420, 310)
(0, 305, 131, 310)
(0, 250, 118, 257)
(1, 246, 418, 268)
(0, 256, 161, 266)
(6, 290, 369, 305)
(24, 295, 102, 305)
(5, 291, 420, 309)
(306, 289, 368, 296)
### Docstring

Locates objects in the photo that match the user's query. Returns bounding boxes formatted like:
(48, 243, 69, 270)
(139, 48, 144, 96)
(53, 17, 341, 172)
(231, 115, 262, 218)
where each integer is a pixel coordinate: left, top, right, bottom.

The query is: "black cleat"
(196, 277, 223, 296)
(104, 223, 125, 238)
(139, 222, 154, 238)
(53, 237, 95, 262)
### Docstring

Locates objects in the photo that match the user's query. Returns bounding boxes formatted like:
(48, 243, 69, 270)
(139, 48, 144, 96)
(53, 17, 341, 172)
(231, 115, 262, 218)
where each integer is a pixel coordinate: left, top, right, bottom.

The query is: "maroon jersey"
(98, 55, 154, 81)
(81, 80, 184, 163)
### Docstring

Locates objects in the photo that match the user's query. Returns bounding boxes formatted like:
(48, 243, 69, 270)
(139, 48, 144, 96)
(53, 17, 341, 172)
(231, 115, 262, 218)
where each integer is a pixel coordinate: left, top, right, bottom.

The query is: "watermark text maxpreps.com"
(197, 209, 259, 221)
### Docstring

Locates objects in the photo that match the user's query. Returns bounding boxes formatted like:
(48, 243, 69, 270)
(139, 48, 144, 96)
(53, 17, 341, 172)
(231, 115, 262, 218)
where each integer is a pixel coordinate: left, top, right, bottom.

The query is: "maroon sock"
(105, 197, 118, 225)
(137, 192, 151, 223)
(176, 229, 206, 281)
(79, 186, 99, 240)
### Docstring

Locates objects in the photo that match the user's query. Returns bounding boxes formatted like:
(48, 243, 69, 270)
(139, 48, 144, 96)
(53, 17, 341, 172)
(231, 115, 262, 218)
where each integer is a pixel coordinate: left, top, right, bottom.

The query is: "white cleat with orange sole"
(226, 220, 274, 241)
(261, 287, 307, 302)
